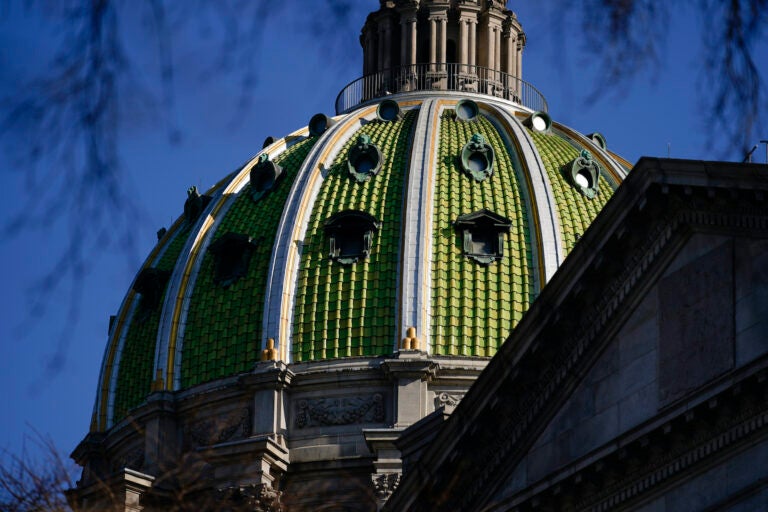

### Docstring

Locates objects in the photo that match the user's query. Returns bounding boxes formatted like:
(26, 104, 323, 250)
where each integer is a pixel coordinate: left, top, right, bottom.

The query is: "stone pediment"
(385, 158, 768, 511)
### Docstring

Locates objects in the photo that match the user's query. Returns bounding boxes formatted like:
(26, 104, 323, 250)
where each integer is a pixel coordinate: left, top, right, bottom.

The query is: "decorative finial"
(261, 338, 278, 361)
(400, 326, 420, 350)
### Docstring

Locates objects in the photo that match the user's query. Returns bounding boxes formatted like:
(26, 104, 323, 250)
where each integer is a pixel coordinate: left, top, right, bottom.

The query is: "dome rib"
(526, 126, 617, 254)
(482, 103, 551, 291)
(429, 104, 533, 357)
(178, 135, 318, 388)
(263, 106, 380, 361)
(292, 108, 418, 360)
(154, 128, 311, 391)
(398, 98, 439, 348)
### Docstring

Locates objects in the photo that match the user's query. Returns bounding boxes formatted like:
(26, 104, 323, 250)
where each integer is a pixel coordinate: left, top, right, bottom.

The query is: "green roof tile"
(527, 129, 615, 253)
(180, 136, 317, 388)
(113, 223, 193, 421)
(292, 111, 417, 361)
(430, 111, 534, 357)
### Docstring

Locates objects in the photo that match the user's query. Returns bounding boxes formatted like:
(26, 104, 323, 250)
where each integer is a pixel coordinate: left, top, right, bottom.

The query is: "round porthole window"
(347, 134, 383, 182)
(309, 113, 334, 137)
(525, 111, 552, 133)
(455, 99, 479, 121)
(250, 153, 284, 202)
(377, 99, 401, 121)
(460, 133, 495, 182)
(587, 132, 607, 150)
(563, 150, 600, 199)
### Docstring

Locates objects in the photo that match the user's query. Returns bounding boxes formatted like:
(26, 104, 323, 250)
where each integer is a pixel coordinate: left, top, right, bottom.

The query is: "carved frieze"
(184, 408, 252, 449)
(295, 393, 384, 428)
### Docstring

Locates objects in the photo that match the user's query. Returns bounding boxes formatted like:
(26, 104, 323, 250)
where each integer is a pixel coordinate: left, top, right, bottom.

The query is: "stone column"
(377, 24, 385, 73)
(517, 38, 523, 81)
(382, 354, 438, 428)
(439, 17, 447, 71)
(383, 18, 392, 71)
(400, 18, 408, 68)
(495, 26, 502, 81)
(459, 19, 468, 72)
(379, 19, 392, 69)
(409, 17, 417, 66)
(486, 22, 494, 71)
(506, 34, 517, 77)
(469, 20, 476, 68)
(429, 18, 437, 71)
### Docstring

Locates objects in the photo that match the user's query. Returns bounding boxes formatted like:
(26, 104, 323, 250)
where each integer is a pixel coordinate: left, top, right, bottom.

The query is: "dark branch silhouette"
(0, 0, 358, 381)
(0, 0, 764, 381)
(572, 0, 767, 156)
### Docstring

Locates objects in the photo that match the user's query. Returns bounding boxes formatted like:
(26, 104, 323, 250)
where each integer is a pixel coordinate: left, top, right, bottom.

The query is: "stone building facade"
(67, 2, 768, 511)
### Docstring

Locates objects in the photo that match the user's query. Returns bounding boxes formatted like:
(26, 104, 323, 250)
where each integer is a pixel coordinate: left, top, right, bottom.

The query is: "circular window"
(525, 111, 552, 133)
(347, 134, 383, 182)
(563, 150, 600, 199)
(460, 133, 495, 182)
(467, 152, 488, 173)
(455, 99, 479, 121)
(309, 113, 333, 137)
(377, 99, 401, 121)
(587, 132, 607, 150)
(575, 169, 592, 189)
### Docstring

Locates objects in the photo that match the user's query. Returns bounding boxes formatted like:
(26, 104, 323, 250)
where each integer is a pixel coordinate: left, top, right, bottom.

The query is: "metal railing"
(335, 63, 548, 115)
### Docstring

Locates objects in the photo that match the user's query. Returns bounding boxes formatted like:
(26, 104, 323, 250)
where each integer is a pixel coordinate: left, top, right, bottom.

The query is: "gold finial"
(261, 338, 278, 361)
(400, 326, 420, 350)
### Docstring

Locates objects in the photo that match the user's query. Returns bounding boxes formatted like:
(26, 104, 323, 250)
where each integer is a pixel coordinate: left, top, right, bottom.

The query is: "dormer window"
(563, 150, 600, 199)
(208, 232, 259, 287)
(250, 153, 284, 202)
(133, 268, 171, 318)
(454, 209, 512, 265)
(324, 211, 380, 264)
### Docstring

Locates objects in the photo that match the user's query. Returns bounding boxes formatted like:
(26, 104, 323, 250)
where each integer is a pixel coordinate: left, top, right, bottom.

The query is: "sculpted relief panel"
(295, 393, 385, 428)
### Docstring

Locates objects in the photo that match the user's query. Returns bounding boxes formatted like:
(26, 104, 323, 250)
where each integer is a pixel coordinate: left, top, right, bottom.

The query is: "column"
(469, 20, 476, 68)
(516, 40, 523, 81)
(506, 35, 516, 77)
(378, 24, 385, 73)
(410, 18, 417, 66)
(487, 23, 494, 71)
(494, 26, 501, 81)
(381, 20, 389, 71)
(401, 19, 408, 68)
(439, 17, 447, 71)
(460, 19, 468, 72)
(430, 18, 437, 71)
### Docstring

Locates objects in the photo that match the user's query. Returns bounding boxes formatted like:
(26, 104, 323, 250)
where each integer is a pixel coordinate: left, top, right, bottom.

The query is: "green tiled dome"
(92, 97, 628, 430)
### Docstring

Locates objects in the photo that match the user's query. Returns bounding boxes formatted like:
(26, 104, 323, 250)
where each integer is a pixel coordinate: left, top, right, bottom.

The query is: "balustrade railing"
(335, 63, 548, 115)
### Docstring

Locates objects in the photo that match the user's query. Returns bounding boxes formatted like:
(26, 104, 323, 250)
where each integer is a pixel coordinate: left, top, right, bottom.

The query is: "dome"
(75, 2, 631, 510)
(94, 94, 629, 430)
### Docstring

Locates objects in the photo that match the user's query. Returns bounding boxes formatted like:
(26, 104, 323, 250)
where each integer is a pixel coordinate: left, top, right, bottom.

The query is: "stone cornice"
(385, 159, 768, 511)
(238, 361, 294, 390)
(382, 353, 440, 381)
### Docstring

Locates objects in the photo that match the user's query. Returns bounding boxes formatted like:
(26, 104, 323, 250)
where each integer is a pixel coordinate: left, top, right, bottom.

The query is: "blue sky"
(1, 1, 765, 467)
